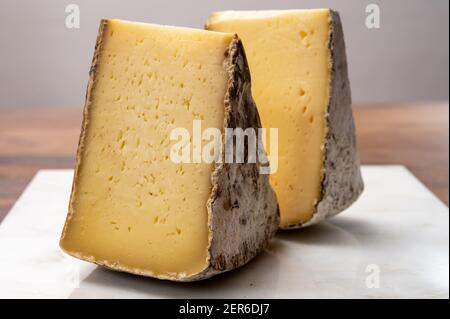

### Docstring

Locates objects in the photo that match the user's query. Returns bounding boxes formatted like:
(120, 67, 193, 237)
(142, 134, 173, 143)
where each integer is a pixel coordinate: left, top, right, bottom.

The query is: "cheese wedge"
(59, 19, 279, 281)
(206, 9, 364, 228)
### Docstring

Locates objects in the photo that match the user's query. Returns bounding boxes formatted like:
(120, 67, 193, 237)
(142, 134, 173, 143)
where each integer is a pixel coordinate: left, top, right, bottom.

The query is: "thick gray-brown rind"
(60, 21, 279, 281)
(285, 10, 364, 229)
(189, 37, 279, 281)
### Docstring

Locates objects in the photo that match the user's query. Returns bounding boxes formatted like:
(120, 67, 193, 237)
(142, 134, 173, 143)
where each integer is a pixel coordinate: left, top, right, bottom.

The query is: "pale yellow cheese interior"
(207, 9, 331, 227)
(60, 20, 234, 277)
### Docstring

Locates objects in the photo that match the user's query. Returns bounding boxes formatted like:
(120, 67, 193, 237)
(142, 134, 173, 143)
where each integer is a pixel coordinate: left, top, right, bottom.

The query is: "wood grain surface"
(0, 103, 448, 222)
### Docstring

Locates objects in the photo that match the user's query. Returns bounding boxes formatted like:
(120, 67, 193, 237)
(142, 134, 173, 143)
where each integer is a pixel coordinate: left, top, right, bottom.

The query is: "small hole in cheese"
(302, 106, 308, 114)
(299, 88, 306, 97)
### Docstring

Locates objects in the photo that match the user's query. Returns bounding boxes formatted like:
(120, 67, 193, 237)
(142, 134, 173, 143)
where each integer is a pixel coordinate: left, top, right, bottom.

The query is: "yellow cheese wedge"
(206, 9, 364, 228)
(59, 19, 278, 281)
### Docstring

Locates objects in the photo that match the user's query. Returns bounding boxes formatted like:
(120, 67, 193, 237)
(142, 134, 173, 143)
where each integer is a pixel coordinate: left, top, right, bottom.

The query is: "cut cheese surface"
(60, 19, 235, 278)
(207, 9, 332, 227)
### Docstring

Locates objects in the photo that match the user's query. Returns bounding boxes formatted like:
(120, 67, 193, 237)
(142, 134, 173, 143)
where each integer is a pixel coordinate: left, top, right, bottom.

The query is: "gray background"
(0, 0, 448, 108)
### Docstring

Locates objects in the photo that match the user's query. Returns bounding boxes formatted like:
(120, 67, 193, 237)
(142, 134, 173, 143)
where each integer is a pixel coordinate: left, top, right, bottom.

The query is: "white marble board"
(0, 166, 448, 298)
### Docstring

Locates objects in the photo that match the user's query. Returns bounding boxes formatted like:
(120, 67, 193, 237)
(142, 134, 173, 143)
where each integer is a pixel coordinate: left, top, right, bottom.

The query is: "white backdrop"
(0, 0, 448, 107)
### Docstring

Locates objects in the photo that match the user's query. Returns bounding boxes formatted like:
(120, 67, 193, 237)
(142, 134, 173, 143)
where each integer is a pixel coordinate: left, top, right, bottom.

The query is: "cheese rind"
(59, 19, 278, 281)
(194, 38, 279, 279)
(206, 9, 363, 228)
(302, 11, 363, 228)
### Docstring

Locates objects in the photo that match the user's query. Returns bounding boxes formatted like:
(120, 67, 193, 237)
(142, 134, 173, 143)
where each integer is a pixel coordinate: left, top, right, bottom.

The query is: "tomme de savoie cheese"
(207, 9, 364, 228)
(59, 19, 279, 281)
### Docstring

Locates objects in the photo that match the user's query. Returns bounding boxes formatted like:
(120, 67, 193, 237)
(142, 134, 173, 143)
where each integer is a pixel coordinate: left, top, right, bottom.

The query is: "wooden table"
(0, 103, 448, 222)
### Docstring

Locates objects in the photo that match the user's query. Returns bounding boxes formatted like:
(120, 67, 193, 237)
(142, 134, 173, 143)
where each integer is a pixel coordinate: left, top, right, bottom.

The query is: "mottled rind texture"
(287, 10, 364, 229)
(190, 37, 279, 280)
(60, 21, 279, 281)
